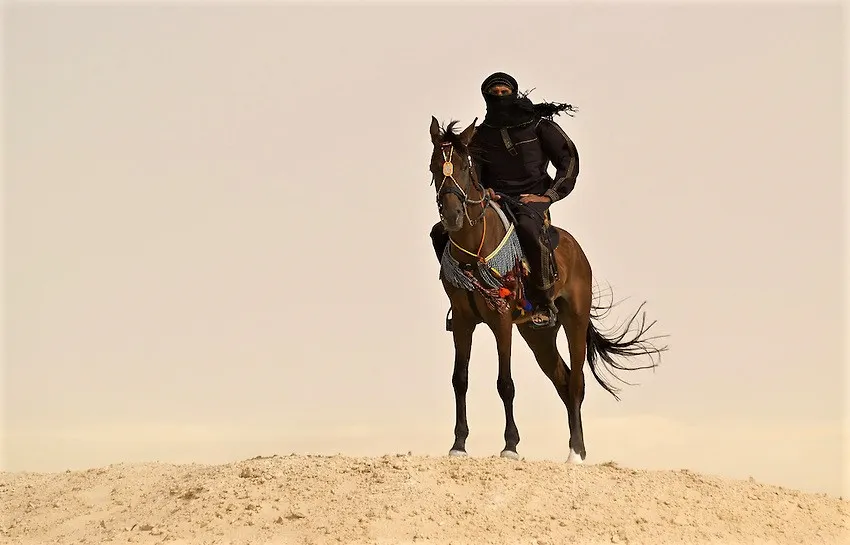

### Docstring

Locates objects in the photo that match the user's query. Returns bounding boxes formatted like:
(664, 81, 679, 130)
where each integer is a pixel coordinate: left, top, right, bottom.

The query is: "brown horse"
(428, 117, 668, 463)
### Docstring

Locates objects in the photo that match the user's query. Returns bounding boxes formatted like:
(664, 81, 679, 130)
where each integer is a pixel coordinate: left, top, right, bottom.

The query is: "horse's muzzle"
(441, 211, 464, 232)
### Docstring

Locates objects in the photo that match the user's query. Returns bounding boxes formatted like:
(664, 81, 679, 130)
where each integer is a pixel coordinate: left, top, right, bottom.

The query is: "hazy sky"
(3, 2, 847, 497)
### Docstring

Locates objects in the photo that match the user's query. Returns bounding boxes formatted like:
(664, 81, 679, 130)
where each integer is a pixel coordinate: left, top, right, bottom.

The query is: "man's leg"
(514, 202, 557, 327)
(430, 221, 449, 262)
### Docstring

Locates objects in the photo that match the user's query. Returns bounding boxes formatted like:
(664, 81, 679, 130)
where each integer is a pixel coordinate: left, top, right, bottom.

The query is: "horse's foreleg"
(486, 314, 519, 458)
(449, 316, 475, 456)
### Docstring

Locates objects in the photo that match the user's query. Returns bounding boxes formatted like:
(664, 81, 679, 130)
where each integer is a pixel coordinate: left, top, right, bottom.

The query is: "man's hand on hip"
(519, 194, 551, 204)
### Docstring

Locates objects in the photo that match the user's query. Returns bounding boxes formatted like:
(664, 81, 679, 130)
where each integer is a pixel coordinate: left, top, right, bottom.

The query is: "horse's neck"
(450, 203, 507, 262)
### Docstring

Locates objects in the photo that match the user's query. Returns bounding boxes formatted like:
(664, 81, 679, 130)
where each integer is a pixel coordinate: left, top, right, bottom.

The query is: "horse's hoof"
(499, 449, 519, 460)
(567, 448, 585, 464)
(448, 449, 468, 457)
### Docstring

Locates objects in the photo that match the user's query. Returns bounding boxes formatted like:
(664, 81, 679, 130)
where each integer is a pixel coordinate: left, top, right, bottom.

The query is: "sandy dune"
(1, 454, 847, 545)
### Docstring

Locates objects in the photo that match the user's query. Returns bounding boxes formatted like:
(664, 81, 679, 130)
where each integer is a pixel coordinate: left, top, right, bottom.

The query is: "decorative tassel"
(439, 225, 532, 315)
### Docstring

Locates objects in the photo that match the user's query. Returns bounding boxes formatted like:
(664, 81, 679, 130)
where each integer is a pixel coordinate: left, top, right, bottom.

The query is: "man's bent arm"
(537, 119, 579, 203)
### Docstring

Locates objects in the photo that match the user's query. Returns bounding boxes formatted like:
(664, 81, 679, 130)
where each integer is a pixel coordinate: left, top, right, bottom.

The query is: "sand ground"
(2, 454, 848, 545)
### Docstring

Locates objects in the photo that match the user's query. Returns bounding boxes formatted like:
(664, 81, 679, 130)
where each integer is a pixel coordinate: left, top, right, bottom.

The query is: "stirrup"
(445, 307, 453, 332)
(529, 305, 557, 329)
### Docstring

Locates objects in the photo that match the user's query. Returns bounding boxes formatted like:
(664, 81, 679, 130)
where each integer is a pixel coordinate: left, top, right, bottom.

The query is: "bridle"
(432, 142, 489, 227)
(432, 141, 494, 261)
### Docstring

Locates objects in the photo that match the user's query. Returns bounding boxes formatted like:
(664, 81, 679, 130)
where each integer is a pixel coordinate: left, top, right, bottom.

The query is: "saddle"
(489, 197, 560, 296)
(492, 196, 561, 250)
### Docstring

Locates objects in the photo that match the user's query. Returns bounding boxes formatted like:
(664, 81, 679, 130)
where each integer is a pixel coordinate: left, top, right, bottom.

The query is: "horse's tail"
(584, 284, 668, 401)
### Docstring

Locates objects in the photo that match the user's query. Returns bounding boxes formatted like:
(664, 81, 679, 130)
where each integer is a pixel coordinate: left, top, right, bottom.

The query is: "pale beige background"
(2, 2, 847, 498)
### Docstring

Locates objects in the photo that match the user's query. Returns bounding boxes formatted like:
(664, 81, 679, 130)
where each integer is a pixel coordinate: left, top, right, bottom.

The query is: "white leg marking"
(499, 449, 519, 460)
(567, 448, 584, 464)
(448, 449, 468, 457)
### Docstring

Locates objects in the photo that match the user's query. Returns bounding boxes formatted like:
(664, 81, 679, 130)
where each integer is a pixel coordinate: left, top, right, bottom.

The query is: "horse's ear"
(459, 117, 478, 147)
(430, 116, 441, 145)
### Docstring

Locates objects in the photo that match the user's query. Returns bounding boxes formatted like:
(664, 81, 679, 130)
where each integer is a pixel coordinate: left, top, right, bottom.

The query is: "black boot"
(526, 240, 558, 329)
(429, 222, 449, 262)
(430, 222, 453, 332)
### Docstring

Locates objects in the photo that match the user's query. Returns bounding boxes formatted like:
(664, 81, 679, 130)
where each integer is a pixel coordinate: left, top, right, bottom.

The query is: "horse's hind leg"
(448, 315, 476, 456)
(557, 295, 591, 463)
(516, 323, 574, 454)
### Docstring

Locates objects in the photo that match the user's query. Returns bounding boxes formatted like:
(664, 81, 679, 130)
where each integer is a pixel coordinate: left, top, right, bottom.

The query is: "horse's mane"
(438, 120, 466, 147)
(437, 119, 487, 163)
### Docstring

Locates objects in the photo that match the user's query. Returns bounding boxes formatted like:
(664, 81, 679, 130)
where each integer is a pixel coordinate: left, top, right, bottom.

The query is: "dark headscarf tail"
(480, 72, 578, 127)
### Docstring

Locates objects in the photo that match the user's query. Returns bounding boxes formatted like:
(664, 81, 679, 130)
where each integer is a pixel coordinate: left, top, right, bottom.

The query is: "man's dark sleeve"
(537, 119, 579, 203)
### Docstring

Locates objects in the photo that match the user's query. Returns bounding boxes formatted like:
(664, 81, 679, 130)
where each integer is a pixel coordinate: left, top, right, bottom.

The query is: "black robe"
(471, 117, 579, 203)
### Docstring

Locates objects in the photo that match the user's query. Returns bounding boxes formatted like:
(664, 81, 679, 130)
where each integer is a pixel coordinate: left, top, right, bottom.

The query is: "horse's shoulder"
(487, 200, 513, 232)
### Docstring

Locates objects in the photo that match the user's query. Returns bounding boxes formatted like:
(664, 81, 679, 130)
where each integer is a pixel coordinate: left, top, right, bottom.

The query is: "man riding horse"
(429, 71, 580, 328)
